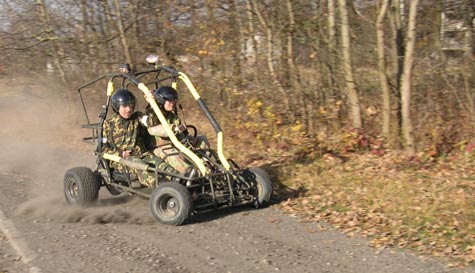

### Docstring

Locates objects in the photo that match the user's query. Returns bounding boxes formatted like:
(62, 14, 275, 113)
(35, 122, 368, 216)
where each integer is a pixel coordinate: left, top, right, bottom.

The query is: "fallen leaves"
(220, 115, 475, 268)
(275, 150, 475, 267)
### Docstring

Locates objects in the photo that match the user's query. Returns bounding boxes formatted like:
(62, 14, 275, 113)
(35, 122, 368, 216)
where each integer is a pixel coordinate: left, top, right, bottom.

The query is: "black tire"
(149, 183, 192, 226)
(244, 167, 273, 207)
(64, 167, 100, 207)
(105, 183, 123, 196)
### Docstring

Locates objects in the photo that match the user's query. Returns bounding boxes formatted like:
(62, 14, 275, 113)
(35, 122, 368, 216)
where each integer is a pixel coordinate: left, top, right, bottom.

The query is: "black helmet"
(154, 86, 178, 106)
(111, 89, 136, 112)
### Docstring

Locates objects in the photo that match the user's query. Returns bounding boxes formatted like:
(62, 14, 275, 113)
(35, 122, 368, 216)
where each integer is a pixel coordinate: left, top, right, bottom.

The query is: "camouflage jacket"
(102, 112, 148, 156)
(146, 108, 181, 138)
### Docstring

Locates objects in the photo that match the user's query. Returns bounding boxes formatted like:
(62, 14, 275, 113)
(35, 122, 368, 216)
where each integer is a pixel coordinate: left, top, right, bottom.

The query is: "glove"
(172, 124, 186, 134)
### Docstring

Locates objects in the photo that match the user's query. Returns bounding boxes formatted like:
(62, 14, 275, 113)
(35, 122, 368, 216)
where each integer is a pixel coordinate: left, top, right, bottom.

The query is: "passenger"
(144, 86, 209, 174)
(102, 89, 177, 187)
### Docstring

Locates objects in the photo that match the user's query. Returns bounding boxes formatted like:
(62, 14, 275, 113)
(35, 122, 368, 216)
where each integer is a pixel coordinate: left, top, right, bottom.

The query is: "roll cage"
(77, 62, 231, 177)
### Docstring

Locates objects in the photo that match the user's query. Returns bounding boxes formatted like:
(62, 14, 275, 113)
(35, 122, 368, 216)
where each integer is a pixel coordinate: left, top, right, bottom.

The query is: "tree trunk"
(79, 0, 101, 71)
(99, 0, 115, 63)
(459, 0, 475, 133)
(130, 0, 141, 59)
(376, 0, 392, 139)
(113, 0, 133, 68)
(36, 0, 67, 83)
(327, 0, 337, 99)
(389, 0, 405, 146)
(229, 0, 242, 87)
(464, 0, 475, 59)
(245, 0, 260, 84)
(338, 0, 362, 129)
(251, 0, 291, 115)
(400, 0, 419, 156)
(285, 0, 308, 133)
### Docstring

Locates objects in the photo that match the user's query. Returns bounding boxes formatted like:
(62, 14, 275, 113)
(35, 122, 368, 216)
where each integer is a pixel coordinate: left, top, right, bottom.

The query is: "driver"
(102, 89, 177, 187)
(144, 86, 209, 174)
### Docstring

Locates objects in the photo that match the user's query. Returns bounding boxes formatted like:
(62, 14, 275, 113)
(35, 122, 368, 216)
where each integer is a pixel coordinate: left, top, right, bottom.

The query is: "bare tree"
(36, 0, 67, 83)
(400, 0, 419, 155)
(251, 0, 291, 114)
(228, 0, 243, 87)
(338, 0, 362, 129)
(98, 0, 116, 63)
(245, 0, 260, 84)
(113, 0, 133, 67)
(327, 0, 338, 99)
(2, 0, 475, 153)
(389, 0, 405, 142)
(285, 0, 310, 132)
(376, 0, 392, 139)
(462, 0, 475, 59)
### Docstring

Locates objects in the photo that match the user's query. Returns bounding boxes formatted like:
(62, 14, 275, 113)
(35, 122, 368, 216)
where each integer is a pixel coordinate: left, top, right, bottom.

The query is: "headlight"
(146, 54, 159, 64)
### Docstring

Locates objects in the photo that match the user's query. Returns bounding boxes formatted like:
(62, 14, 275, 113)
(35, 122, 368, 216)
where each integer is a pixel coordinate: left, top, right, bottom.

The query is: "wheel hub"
(68, 179, 78, 198)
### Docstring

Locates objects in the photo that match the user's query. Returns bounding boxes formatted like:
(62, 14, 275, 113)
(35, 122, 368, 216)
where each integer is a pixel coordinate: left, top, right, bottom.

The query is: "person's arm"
(135, 113, 149, 155)
(148, 122, 186, 137)
(147, 124, 168, 137)
(147, 111, 185, 137)
(102, 120, 117, 155)
(146, 112, 169, 137)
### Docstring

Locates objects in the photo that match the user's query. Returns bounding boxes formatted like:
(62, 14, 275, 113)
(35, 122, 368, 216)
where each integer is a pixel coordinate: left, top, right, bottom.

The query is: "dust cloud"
(0, 77, 151, 225)
(15, 196, 154, 225)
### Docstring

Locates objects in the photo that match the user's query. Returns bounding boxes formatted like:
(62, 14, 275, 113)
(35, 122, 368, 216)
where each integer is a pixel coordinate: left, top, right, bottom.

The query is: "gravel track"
(0, 82, 473, 273)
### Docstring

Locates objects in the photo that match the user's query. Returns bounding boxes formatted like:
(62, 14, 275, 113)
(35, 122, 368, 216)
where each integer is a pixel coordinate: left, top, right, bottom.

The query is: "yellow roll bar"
(106, 81, 114, 96)
(178, 73, 231, 171)
(137, 83, 210, 175)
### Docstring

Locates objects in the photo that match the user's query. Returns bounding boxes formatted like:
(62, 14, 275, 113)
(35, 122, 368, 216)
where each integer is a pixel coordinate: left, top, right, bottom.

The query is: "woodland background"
(2, 0, 475, 267)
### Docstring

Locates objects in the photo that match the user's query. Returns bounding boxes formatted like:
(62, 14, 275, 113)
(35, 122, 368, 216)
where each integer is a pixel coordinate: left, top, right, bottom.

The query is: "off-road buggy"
(63, 54, 273, 225)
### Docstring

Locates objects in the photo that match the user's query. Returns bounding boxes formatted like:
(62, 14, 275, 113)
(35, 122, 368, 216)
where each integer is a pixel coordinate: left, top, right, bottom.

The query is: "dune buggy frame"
(64, 56, 272, 225)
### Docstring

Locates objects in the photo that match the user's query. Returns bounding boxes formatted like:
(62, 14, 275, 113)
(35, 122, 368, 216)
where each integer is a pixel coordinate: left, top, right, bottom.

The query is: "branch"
(350, 1, 373, 24)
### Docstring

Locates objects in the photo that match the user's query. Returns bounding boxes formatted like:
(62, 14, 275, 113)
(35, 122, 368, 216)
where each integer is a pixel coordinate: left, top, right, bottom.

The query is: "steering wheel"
(185, 125, 197, 138)
(178, 125, 198, 147)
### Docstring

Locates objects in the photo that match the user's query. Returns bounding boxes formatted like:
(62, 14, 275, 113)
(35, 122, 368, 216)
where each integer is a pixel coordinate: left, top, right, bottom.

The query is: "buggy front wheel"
(149, 183, 192, 226)
(64, 167, 100, 207)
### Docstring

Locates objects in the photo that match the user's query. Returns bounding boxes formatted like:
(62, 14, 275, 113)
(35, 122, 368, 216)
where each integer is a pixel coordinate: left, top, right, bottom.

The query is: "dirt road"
(0, 82, 473, 273)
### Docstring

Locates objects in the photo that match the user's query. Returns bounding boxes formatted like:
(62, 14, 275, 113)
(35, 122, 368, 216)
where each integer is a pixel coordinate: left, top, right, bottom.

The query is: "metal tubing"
(137, 82, 209, 175)
(178, 72, 231, 171)
(111, 183, 151, 198)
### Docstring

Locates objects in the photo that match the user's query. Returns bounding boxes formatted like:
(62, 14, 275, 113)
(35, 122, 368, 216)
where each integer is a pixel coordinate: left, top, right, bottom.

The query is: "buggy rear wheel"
(243, 168, 273, 208)
(149, 182, 192, 226)
(64, 167, 100, 207)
